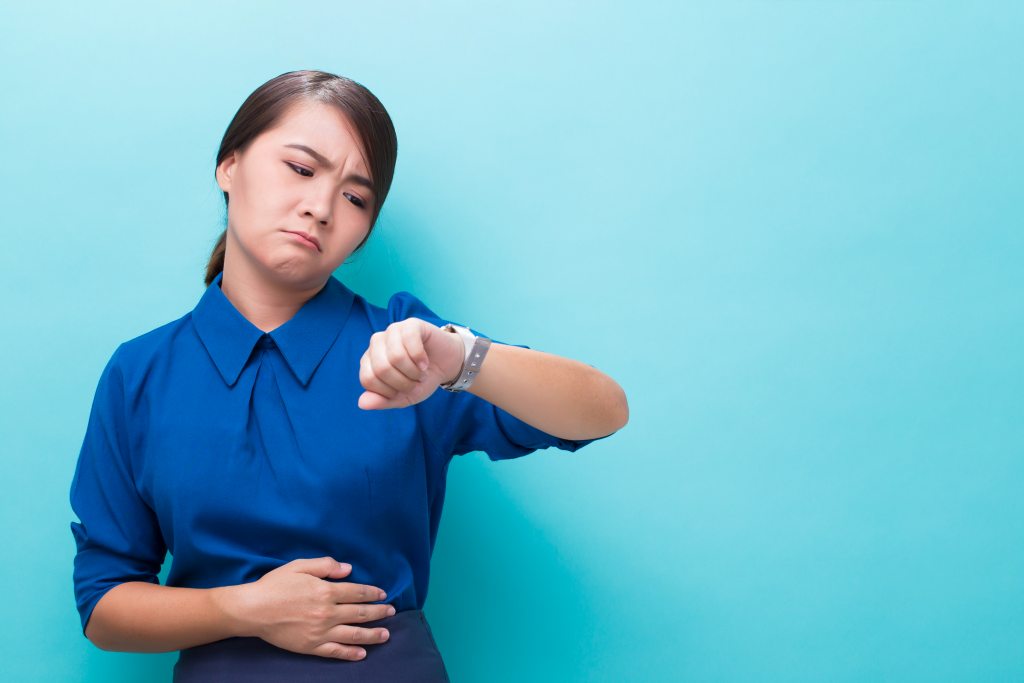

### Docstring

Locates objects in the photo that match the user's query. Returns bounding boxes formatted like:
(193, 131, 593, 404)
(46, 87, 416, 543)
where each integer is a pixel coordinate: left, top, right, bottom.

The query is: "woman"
(69, 69, 628, 681)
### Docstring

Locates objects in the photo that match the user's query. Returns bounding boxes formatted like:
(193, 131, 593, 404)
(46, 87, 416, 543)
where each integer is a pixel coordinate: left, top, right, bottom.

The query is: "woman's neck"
(219, 248, 325, 334)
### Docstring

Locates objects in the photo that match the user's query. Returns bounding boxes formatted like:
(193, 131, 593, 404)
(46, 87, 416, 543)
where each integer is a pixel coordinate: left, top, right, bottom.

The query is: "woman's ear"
(215, 152, 237, 193)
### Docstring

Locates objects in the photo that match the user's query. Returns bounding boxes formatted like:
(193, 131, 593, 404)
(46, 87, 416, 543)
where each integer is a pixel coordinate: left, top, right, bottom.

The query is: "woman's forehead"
(273, 101, 357, 142)
(260, 102, 369, 173)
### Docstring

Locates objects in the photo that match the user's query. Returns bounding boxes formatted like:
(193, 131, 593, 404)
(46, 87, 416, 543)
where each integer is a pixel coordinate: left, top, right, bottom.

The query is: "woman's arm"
(85, 581, 247, 652)
(461, 343, 629, 440)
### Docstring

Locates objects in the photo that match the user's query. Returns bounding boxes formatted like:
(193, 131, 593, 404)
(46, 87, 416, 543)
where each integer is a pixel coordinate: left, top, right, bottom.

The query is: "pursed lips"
(284, 230, 321, 251)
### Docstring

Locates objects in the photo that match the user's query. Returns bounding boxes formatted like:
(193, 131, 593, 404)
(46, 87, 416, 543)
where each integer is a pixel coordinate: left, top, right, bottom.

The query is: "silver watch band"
(439, 323, 492, 392)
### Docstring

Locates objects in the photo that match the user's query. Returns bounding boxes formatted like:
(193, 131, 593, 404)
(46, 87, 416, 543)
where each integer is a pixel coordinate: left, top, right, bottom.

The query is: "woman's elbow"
(610, 383, 629, 432)
(594, 373, 629, 434)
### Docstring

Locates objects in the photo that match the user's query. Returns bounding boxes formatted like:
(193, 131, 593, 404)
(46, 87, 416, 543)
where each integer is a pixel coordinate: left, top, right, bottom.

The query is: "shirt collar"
(191, 270, 356, 388)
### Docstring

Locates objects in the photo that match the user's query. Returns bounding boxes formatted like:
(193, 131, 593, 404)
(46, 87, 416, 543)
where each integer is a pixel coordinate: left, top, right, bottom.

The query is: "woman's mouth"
(284, 230, 321, 251)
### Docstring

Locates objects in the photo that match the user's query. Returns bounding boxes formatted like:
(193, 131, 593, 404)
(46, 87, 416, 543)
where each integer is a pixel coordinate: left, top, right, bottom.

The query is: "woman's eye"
(287, 162, 365, 209)
(286, 162, 313, 177)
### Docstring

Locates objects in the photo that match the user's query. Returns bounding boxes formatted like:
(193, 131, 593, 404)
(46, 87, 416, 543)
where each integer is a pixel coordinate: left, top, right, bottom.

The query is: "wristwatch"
(438, 323, 492, 392)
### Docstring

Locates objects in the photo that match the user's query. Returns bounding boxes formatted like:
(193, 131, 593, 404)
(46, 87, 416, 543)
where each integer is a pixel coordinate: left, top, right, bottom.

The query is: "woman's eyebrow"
(283, 143, 374, 193)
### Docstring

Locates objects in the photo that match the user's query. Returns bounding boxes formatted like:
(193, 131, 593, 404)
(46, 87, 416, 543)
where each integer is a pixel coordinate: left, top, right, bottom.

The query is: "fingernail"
(387, 606, 396, 616)
(339, 562, 351, 571)
(419, 361, 429, 372)
(380, 629, 390, 641)
(379, 591, 387, 600)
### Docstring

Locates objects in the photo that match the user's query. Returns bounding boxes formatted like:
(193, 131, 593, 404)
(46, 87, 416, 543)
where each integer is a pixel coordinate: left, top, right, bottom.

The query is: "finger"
(288, 556, 352, 579)
(311, 641, 368, 661)
(385, 321, 425, 383)
(359, 339, 397, 399)
(369, 328, 417, 393)
(325, 623, 391, 646)
(335, 602, 397, 624)
(401, 321, 431, 375)
(332, 582, 388, 604)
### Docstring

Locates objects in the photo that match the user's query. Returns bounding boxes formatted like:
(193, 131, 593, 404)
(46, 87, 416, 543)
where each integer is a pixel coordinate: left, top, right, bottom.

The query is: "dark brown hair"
(204, 70, 398, 286)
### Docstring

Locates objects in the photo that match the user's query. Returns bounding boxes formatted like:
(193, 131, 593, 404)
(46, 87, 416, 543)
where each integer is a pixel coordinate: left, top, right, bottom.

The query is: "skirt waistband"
(173, 608, 449, 683)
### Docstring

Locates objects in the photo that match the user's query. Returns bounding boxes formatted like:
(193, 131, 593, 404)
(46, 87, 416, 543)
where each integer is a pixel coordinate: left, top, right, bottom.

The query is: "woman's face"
(215, 99, 376, 289)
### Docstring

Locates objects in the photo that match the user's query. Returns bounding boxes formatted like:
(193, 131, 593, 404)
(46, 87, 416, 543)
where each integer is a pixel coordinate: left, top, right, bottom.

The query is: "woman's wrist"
(438, 324, 468, 386)
(210, 583, 260, 639)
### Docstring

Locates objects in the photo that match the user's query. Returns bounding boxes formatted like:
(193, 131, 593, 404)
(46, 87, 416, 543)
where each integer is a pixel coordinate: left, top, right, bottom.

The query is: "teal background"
(1, 1, 1021, 681)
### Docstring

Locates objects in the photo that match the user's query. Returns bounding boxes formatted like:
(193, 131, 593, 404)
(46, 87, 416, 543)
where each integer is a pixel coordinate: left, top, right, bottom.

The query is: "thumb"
(359, 390, 406, 411)
(290, 556, 353, 579)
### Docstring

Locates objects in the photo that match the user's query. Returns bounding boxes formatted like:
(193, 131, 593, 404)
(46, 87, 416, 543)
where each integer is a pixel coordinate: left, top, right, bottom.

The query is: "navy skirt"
(173, 609, 450, 682)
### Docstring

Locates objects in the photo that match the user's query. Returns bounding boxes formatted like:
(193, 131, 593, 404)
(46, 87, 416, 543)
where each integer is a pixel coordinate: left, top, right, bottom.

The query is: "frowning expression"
(215, 99, 376, 287)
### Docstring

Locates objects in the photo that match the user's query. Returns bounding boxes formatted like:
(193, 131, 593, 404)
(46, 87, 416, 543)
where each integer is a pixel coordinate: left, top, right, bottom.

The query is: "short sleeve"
(388, 291, 615, 462)
(69, 345, 166, 638)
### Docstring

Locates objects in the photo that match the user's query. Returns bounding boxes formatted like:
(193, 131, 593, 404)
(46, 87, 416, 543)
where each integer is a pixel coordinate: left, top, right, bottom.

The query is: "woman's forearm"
(86, 581, 250, 652)
(466, 342, 629, 440)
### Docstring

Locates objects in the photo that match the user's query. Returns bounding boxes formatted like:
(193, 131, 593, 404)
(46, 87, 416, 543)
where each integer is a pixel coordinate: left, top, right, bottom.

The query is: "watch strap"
(439, 323, 492, 392)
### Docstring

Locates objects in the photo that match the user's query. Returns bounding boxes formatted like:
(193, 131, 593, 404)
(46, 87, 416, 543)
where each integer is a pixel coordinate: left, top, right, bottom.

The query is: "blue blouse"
(70, 271, 613, 637)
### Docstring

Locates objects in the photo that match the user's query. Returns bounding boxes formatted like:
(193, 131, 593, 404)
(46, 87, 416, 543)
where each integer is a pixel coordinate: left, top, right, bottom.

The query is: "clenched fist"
(358, 318, 465, 410)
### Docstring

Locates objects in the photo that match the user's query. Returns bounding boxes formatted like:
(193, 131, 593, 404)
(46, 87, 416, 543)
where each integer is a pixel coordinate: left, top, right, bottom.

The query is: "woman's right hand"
(223, 556, 395, 661)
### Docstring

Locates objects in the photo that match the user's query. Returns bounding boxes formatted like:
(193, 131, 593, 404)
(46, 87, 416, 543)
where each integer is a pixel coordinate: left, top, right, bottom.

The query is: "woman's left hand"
(357, 318, 465, 410)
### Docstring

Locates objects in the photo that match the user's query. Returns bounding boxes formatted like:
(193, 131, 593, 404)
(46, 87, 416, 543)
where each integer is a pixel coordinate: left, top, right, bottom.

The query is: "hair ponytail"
(204, 229, 228, 287)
